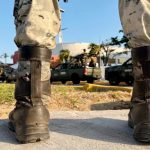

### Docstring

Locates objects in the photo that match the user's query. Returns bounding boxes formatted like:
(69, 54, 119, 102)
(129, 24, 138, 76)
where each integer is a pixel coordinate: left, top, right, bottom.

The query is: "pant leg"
(14, 0, 61, 49)
(119, 0, 150, 48)
(13, 0, 61, 105)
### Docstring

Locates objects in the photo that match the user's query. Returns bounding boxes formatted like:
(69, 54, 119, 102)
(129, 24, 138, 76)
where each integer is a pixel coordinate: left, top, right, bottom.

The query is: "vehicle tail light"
(84, 69, 88, 75)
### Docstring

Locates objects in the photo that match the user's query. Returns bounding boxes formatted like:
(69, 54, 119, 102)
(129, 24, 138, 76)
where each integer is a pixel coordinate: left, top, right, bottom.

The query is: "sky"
(0, 0, 122, 63)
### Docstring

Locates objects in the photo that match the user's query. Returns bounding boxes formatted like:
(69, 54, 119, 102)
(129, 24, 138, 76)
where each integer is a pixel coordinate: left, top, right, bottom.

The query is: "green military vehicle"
(51, 62, 101, 84)
(105, 58, 133, 86)
(4, 67, 17, 83)
(0, 64, 17, 83)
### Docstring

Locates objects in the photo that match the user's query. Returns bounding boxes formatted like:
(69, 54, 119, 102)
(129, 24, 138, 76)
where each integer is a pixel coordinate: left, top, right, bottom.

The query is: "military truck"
(0, 64, 17, 83)
(105, 58, 133, 85)
(51, 62, 101, 84)
(5, 67, 17, 83)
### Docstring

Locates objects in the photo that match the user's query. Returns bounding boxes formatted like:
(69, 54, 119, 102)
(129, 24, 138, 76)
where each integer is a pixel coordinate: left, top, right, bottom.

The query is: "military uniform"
(13, 0, 61, 104)
(119, 0, 150, 48)
(119, 0, 150, 143)
(14, 0, 61, 49)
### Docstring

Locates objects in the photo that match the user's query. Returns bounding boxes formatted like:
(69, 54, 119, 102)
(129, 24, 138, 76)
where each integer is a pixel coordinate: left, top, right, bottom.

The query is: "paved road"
(0, 110, 150, 150)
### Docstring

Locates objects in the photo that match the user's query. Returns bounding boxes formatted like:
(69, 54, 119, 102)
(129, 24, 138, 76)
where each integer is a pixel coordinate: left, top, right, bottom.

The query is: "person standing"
(119, 0, 150, 142)
(9, 0, 67, 143)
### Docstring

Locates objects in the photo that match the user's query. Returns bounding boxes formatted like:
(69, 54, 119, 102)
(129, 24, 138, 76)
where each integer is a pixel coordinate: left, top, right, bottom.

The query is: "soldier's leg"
(119, 0, 150, 142)
(9, 0, 61, 143)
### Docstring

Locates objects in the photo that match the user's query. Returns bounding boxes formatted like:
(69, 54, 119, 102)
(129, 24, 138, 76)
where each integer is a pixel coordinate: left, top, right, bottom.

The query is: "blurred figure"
(119, 0, 150, 143)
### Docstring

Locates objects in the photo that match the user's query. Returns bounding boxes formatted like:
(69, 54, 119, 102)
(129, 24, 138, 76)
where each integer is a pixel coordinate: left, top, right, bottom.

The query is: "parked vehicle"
(0, 65, 17, 83)
(5, 68, 17, 83)
(105, 58, 133, 85)
(51, 63, 101, 84)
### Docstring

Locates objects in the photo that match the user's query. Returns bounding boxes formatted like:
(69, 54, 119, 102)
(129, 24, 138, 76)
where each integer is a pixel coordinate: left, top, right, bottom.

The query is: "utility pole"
(59, 9, 68, 50)
(4, 53, 9, 64)
(0, 53, 9, 64)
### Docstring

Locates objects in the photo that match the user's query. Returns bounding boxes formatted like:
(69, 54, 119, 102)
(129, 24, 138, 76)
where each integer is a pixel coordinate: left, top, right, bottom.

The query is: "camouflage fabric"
(14, 0, 61, 49)
(119, 0, 150, 48)
(17, 61, 51, 104)
(17, 61, 50, 81)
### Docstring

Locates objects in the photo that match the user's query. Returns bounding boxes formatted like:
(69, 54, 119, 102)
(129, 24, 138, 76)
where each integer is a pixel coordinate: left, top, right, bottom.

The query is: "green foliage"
(88, 43, 101, 57)
(0, 84, 15, 103)
(59, 49, 70, 63)
(109, 30, 130, 48)
(99, 29, 130, 66)
(0, 83, 131, 111)
(110, 37, 121, 46)
(100, 43, 115, 66)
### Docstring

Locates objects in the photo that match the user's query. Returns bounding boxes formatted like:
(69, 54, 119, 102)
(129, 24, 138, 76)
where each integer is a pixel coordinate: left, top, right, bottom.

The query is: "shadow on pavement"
(50, 117, 145, 146)
(0, 117, 148, 146)
(0, 119, 18, 144)
(91, 101, 130, 110)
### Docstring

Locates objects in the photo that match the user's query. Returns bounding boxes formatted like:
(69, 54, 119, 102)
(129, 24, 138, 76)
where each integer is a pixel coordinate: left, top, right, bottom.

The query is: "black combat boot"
(128, 47, 150, 142)
(9, 46, 51, 143)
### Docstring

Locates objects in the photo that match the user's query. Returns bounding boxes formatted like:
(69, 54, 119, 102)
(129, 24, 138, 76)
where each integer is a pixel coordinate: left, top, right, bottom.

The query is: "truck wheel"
(109, 76, 119, 85)
(6, 79, 11, 83)
(71, 74, 80, 84)
(87, 78, 94, 84)
(61, 81, 67, 84)
(1, 79, 5, 83)
(125, 77, 134, 86)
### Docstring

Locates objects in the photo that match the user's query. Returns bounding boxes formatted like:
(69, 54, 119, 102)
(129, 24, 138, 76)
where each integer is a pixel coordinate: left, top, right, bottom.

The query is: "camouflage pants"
(14, 0, 61, 105)
(119, 0, 150, 48)
(14, 0, 61, 49)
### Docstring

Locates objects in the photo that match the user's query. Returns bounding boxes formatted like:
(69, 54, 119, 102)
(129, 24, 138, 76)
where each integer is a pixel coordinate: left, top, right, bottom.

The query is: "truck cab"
(105, 58, 133, 85)
(51, 62, 101, 84)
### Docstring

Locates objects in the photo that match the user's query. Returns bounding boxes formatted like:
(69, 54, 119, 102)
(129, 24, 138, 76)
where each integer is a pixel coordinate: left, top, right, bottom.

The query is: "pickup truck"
(105, 58, 133, 85)
(0, 65, 17, 83)
(51, 63, 101, 84)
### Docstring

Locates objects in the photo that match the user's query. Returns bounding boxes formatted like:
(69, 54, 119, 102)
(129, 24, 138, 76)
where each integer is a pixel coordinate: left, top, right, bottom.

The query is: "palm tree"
(59, 49, 70, 63)
(100, 43, 115, 66)
(109, 30, 130, 48)
(88, 43, 101, 56)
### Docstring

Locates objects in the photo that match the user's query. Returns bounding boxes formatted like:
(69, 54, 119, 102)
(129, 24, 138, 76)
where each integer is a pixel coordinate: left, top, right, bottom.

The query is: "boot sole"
(9, 122, 49, 143)
(18, 132, 50, 144)
(128, 118, 150, 143)
(133, 123, 150, 143)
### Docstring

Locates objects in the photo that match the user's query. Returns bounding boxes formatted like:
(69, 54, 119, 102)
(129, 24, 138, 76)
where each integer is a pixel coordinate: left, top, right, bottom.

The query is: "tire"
(87, 78, 94, 84)
(109, 76, 119, 86)
(1, 79, 5, 83)
(61, 81, 67, 84)
(125, 77, 134, 86)
(71, 74, 80, 84)
(6, 80, 11, 83)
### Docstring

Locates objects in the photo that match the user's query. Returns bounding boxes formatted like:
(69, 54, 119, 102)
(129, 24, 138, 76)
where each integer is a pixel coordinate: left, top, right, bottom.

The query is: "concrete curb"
(84, 83, 132, 93)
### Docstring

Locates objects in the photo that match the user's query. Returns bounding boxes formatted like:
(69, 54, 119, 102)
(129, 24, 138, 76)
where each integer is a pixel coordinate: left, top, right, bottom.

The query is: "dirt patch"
(49, 84, 131, 111)
(0, 83, 132, 119)
(0, 103, 15, 119)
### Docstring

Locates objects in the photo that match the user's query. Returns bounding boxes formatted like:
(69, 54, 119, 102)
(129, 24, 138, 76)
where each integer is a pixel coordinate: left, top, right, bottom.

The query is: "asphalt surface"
(0, 110, 150, 150)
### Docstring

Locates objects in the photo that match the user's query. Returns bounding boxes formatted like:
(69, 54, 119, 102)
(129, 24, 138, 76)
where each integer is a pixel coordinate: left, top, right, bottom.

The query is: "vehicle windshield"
(123, 58, 132, 65)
